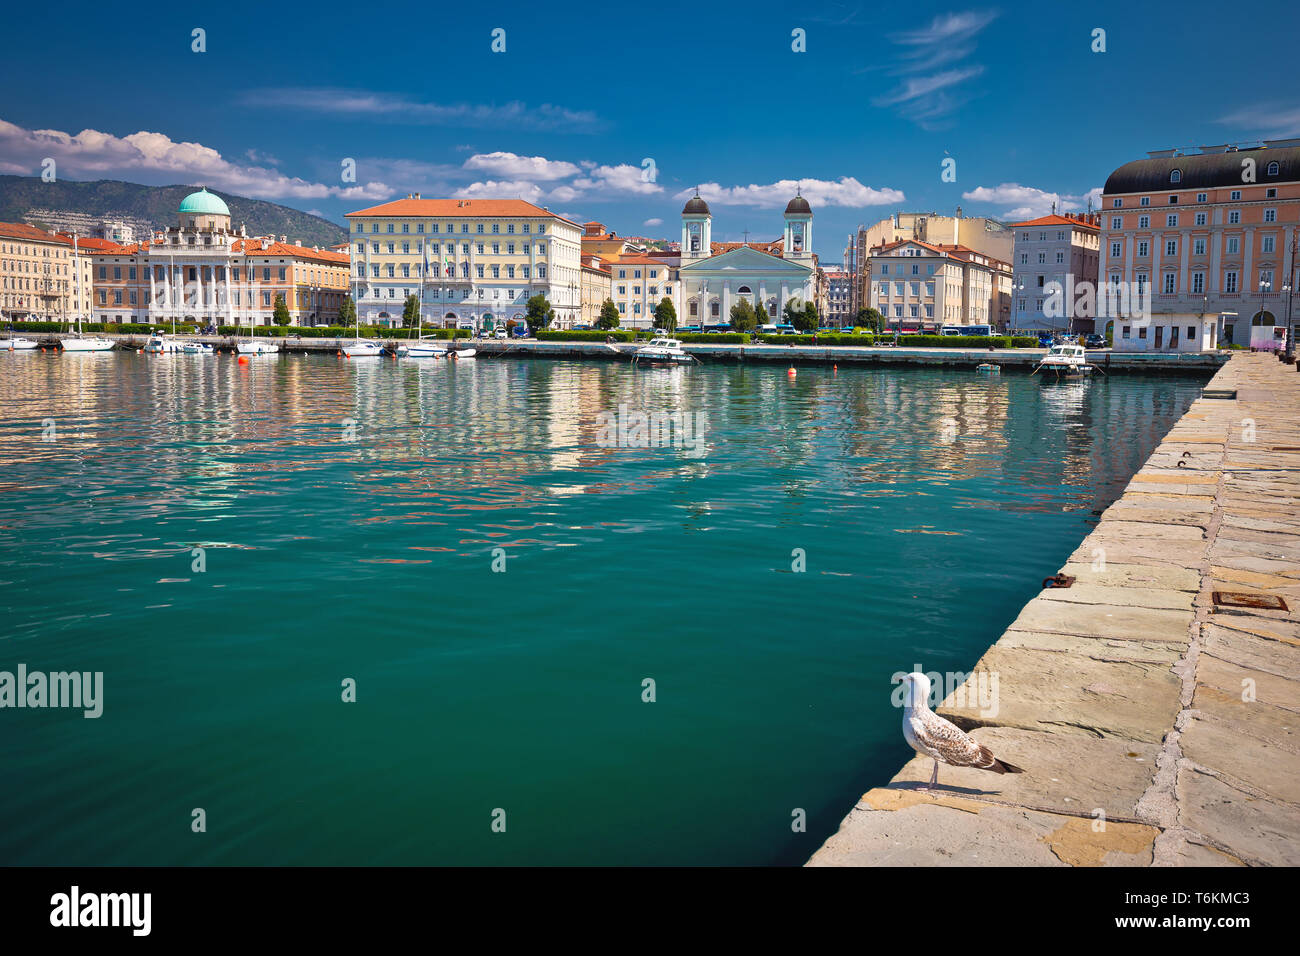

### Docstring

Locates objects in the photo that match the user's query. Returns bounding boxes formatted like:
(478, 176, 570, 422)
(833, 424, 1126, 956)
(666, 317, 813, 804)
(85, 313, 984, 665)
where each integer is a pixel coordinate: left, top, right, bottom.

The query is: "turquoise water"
(0, 352, 1206, 865)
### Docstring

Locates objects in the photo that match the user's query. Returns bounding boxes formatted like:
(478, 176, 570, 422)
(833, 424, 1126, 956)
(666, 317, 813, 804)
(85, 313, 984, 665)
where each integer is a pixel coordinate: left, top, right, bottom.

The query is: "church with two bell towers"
(675, 190, 817, 326)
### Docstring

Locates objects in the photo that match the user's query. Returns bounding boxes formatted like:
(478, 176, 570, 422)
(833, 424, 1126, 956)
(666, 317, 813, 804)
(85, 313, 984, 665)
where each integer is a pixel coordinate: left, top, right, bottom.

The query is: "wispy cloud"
(463, 152, 581, 181)
(242, 88, 601, 132)
(873, 9, 999, 127)
(675, 177, 904, 209)
(962, 182, 1101, 220)
(0, 117, 390, 201)
(1215, 103, 1300, 140)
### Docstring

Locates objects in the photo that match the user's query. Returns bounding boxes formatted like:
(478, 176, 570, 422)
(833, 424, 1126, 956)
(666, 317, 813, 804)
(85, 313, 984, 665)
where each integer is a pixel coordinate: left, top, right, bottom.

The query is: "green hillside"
(0, 176, 347, 248)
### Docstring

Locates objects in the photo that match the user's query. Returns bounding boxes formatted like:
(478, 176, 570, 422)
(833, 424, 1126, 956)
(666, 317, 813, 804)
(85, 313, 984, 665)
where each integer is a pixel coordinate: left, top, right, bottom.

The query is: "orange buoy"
(238, 355, 249, 365)
(787, 366, 796, 377)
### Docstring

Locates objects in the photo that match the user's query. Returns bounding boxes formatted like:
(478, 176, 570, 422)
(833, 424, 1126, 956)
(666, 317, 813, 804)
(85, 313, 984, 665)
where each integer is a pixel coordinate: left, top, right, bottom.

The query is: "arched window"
(737, 285, 752, 294)
(1267, 161, 1279, 176)
(1170, 169, 1181, 183)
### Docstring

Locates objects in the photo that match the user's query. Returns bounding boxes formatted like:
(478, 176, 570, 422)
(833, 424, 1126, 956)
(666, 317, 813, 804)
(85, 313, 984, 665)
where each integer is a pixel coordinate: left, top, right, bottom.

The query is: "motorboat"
(61, 335, 115, 352)
(1, 337, 38, 351)
(342, 340, 385, 358)
(976, 363, 1000, 373)
(633, 337, 692, 365)
(446, 346, 477, 360)
(182, 342, 215, 355)
(1032, 343, 1092, 378)
(144, 330, 184, 353)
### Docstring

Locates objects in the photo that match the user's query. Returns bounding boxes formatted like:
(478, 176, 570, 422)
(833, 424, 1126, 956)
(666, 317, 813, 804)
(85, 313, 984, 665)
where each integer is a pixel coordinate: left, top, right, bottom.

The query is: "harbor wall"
(806, 353, 1300, 866)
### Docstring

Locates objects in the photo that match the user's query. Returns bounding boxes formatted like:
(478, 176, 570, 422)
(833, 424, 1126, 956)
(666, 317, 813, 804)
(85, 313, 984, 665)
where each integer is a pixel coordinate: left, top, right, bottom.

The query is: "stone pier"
(808, 353, 1300, 867)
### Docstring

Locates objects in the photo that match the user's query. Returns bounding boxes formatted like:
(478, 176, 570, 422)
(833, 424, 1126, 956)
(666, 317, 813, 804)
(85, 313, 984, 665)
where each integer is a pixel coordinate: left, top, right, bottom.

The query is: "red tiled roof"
(345, 198, 578, 227)
(1, 221, 71, 244)
(606, 254, 669, 266)
(231, 238, 349, 263)
(55, 235, 128, 254)
(1007, 213, 1100, 231)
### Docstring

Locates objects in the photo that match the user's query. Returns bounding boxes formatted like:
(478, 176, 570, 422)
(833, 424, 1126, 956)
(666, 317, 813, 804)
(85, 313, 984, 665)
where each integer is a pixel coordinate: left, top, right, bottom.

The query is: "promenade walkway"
(808, 353, 1300, 866)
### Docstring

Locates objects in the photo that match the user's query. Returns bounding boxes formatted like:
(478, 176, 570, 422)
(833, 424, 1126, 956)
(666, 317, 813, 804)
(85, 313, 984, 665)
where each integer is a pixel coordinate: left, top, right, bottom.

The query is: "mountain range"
(0, 176, 347, 248)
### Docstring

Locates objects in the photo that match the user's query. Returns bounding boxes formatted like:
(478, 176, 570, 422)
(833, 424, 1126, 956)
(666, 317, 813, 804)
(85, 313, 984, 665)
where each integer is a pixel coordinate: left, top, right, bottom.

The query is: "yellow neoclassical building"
(1, 221, 94, 321)
(344, 195, 584, 329)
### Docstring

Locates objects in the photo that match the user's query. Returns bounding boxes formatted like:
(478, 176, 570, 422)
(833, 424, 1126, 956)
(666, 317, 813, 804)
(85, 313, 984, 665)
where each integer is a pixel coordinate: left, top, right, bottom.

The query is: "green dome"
(178, 187, 230, 216)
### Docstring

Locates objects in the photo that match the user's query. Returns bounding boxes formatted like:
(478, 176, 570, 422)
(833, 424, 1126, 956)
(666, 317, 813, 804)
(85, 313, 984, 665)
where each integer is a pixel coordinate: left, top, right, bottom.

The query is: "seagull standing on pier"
(899, 672, 1024, 789)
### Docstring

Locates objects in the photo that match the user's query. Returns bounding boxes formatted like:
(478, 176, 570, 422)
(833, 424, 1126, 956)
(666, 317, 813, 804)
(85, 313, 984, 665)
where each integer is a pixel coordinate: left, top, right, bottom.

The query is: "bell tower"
(783, 190, 813, 263)
(681, 189, 712, 260)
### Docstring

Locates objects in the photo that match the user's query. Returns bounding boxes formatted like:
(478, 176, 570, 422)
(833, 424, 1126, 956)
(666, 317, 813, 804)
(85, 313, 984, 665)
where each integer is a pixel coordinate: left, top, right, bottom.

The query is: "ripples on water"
(0, 351, 1208, 864)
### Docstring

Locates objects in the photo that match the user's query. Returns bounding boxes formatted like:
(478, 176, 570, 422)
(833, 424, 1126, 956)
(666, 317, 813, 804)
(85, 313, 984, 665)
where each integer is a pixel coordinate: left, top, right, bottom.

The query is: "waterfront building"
(606, 253, 676, 328)
(822, 265, 851, 327)
(580, 221, 640, 260)
(849, 210, 1014, 316)
(1009, 213, 1101, 333)
(344, 195, 584, 330)
(0, 221, 93, 321)
(1100, 141, 1300, 351)
(75, 190, 350, 327)
(579, 255, 611, 326)
(675, 192, 816, 325)
(866, 239, 1011, 332)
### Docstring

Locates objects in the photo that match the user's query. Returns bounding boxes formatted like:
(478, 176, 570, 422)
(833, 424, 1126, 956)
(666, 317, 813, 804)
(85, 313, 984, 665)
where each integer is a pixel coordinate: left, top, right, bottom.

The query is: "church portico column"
(722, 281, 731, 325)
(780, 282, 790, 318)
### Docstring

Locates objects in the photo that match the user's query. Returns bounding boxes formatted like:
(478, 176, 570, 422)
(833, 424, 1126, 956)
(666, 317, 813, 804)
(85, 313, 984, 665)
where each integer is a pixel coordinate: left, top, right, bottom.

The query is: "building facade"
(1099, 141, 1300, 351)
(866, 239, 1010, 332)
(606, 254, 676, 328)
(822, 266, 851, 327)
(579, 256, 611, 327)
(1009, 213, 1101, 332)
(344, 196, 584, 329)
(0, 222, 92, 321)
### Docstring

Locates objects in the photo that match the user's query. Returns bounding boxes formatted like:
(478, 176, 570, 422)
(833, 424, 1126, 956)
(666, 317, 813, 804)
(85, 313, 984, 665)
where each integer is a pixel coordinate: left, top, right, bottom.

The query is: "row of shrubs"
(537, 330, 637, 342)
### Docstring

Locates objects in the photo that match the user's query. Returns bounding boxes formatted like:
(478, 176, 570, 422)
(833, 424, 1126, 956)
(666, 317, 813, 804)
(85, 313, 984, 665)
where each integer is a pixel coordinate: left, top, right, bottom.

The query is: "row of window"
(1168, 162, 1280, 184)
(1112, 186, 1280, 208)
(1110, 208, 1279, 230)
(360, 287, 528, 301)
(353, 221, 548, 235)
(358, 263, 548, 280)
(355, 241, 547, 257)
(1111, 233, 1281, 258)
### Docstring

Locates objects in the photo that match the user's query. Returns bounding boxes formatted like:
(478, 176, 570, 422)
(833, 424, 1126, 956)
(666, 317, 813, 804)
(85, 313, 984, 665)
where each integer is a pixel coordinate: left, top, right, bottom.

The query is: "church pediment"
(679, 245, 812, 277)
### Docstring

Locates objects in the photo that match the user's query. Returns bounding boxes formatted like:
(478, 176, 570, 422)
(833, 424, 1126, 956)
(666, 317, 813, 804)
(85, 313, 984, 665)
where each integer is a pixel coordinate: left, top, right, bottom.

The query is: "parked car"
(1084, 333, 1106, 349)
(493, 327, 508, 339)
(572, 324, 592, 331)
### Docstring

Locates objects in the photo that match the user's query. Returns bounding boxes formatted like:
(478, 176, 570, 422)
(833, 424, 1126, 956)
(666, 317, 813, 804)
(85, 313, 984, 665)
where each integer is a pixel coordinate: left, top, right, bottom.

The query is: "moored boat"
(1032, 343, 1092, 378)
(633, 337, 692, 365)
(342, 340, 385, 358)
(1, 336, 38, 351)
(236, 340, 279, 355)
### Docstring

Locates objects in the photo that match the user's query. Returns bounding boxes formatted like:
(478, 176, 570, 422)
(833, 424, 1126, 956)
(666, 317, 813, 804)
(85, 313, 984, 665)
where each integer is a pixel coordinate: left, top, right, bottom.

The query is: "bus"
(940, 324, 993, 337)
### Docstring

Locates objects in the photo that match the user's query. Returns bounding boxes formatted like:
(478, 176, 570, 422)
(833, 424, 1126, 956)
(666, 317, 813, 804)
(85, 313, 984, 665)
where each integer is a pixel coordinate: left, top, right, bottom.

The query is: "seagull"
(899, 672, 1023, 789)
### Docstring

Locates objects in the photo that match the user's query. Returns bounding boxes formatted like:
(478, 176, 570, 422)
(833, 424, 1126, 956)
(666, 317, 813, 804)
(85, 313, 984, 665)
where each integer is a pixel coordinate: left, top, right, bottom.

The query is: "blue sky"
(3, 0, 1298, 258)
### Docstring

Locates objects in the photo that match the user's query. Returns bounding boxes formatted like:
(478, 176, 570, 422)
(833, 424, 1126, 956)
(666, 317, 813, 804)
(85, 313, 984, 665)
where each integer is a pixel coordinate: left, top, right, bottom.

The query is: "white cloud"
(1215, 104, 1300, 140)
(573, 163, 663, 195)
(463, 151, 581, 181)
(643, 218, 664, 227)
(243, 88, 600, 132)
(453, 180, 545, 203)
(875, 10, 999, 126)
(677, 177, 904, 209)
(962, 182, 1102, 220)
(0, 117, 390, 201)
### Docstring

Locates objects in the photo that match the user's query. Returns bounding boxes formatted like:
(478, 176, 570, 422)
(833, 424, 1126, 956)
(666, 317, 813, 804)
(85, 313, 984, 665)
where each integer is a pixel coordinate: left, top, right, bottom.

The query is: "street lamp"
(1258, 278, 1272, 351)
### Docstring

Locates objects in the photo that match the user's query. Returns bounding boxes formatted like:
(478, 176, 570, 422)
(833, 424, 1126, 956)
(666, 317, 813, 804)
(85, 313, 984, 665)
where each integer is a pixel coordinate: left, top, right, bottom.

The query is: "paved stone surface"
(809, 354, 1300, 867)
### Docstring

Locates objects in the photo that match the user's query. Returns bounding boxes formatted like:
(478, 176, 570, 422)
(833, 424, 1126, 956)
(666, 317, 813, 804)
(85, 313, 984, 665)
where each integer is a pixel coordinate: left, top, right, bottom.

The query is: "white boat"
(144, 330, 184, 353)
(182, 342, 214, 355)
(396, 335, 447, 358)
(61, 335, 115, 352)
(1032, 343, 1092, 378)
(633, 337, 692, 365)
(1, 337, 38, 351)
(342, 340, 385, 358)
(446, 346, 477, 360)
(236, 340, 279, 355)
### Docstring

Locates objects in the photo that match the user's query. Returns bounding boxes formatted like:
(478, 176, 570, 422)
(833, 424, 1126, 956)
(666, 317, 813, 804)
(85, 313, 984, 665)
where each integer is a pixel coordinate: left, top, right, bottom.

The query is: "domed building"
(675, 189, 817, 326)
(83, 188, 350, 328)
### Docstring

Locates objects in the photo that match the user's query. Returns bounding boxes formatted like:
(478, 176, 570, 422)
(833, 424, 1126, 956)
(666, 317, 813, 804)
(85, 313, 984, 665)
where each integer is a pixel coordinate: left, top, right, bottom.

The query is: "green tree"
(855, 306, 884, 332)
(401, 294, 421, 329)
(800, 301, 820, 332)
(272, 294, 291, 326)
(654, 297, 677, 332)
(525, 293, 555, 330)
(729, 298, 757, 331)
(338, 295, 357, 328)
(597, 298, 621, 330)
(754, 301, 769, 327)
